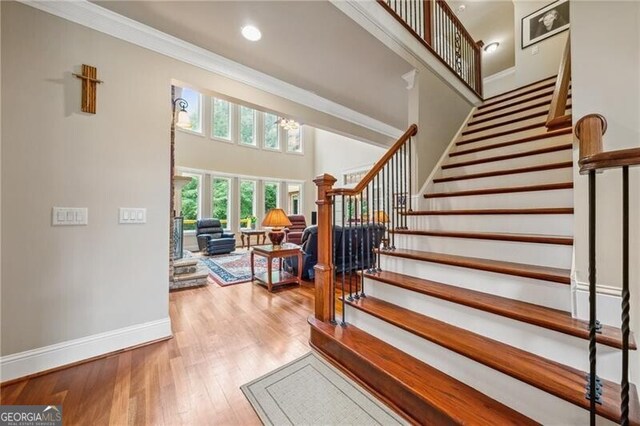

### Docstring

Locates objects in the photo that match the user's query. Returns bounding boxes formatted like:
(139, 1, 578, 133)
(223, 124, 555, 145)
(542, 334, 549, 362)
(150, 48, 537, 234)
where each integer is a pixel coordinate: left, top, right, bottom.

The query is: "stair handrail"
(378, 0, 483, 98)
(546, 34, 572, 130)
(313, 124, 418, 323)
(575, 114, 639, 425)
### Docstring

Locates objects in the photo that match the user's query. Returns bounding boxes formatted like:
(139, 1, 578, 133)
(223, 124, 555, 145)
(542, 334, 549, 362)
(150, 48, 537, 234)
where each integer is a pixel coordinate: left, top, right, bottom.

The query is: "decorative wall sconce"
(173, 97, 191, 129)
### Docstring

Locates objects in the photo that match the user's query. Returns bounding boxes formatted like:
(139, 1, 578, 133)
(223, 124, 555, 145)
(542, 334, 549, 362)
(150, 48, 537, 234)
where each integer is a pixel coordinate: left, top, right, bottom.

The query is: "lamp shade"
(262, 208, 292, 228)
(372, 210, 389, 223)
(176, 110, 191, 129)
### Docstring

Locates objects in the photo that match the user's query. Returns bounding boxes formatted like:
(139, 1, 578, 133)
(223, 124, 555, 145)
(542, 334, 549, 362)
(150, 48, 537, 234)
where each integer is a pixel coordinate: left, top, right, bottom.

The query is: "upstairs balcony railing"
(379, 0, 483, 97)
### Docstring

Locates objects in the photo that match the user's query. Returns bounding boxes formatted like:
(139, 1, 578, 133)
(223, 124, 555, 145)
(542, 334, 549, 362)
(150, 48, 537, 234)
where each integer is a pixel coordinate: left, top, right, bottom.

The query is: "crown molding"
(19, 0, 403, 140)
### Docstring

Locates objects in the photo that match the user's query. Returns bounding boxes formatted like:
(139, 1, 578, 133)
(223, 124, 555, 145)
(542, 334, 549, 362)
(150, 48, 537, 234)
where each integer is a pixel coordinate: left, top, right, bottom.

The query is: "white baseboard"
(0, 318, 172, 382)
(573, 282, 622, 327)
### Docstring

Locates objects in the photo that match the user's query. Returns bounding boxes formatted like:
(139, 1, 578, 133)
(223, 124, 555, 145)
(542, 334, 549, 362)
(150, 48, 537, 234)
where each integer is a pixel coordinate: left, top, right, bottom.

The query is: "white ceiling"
(93, 0, 414, 130)
(448, 0, 515, 77)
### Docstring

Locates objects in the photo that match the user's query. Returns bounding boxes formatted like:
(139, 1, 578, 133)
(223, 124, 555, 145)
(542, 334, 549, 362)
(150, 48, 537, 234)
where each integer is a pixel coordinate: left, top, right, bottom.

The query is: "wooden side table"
(250, 243, 303, 292)
(241, 229, 267, 249)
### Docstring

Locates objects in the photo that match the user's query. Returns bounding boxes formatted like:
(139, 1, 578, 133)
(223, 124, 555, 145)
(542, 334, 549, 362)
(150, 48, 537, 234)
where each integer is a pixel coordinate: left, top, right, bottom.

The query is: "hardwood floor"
(1, 279, 316, 425)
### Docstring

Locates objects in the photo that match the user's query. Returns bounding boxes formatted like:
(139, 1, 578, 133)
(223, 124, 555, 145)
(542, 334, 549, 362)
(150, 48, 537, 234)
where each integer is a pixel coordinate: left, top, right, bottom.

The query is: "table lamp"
(262, 208, 293, 248)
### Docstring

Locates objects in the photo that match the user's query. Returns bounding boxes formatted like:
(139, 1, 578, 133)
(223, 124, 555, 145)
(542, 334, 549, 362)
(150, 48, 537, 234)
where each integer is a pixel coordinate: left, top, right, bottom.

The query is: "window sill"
(177, 127, 205, 138)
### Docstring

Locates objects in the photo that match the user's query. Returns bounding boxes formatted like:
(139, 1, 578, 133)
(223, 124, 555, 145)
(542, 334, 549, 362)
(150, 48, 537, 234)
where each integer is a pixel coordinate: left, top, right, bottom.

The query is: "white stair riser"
(462, 117, 548, 140)
(379, 254, 571, 310)
(423, 189, 573, 210)
(440, 149, 572, 177)
(406, 213, 573, 235)
(432, 167, 573, 192)
(458, 127, 547, 146)
(393, 233, 572, 268)
(346, 309, 615, 426)
(475, 94, 554, 119)
(482, 79, 556, 104)
(448, 134, 573, 162)
(467, 104, 559, 128)
(362, 279, 621, 382)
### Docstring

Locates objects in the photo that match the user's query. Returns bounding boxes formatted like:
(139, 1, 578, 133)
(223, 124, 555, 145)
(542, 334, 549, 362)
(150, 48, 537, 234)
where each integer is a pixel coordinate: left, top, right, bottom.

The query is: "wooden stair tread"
(451, 128, 573, 157)
(424, 182, 573, 198)
(443, 144, 572, 169)
(475, 88, 558, 116)
(458, 122, 548, 145)
(345, 296, 640, 425)
(434, 162, 573, 183)
(479, 81, 557, 109)
(363, 270, 635, 350)
(468, 100, 572, 127)
(392, 229, 573, 245)
(377, 247, 570, 284)
(404, 207, 574, 216)
(463, 110, 550, 135)
(482, 75, 556, 101)
(308, 317, 538, 425)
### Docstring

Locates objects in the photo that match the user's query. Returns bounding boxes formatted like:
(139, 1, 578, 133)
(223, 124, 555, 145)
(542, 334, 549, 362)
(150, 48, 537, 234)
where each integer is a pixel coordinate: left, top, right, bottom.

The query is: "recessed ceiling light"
(484, 42, 499, 53)
(241, 25, 261, 42)
(457, 4, 466, 13)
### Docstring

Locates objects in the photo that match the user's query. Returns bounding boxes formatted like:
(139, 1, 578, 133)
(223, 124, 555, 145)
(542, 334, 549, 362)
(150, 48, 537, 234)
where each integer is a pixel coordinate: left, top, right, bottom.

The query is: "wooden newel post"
(313, 173, 337, 322)
(576, 114, 607, 163)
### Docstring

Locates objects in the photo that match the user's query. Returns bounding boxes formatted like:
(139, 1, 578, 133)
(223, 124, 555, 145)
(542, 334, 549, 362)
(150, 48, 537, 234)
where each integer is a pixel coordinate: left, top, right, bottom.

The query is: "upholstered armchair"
(196, 219, 236, 255)
(284, 215, 307, 245)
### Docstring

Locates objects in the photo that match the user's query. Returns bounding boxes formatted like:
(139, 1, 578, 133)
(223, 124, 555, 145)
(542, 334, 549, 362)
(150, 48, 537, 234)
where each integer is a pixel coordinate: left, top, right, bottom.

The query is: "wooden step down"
(378, 248, 570, 284)
(475, 87, 562, 116)
(434, 162, 573, 183)
(363, 270, 635, 349)
(392, 229, 573, 245)
(345, 296, 640, 425)
(443, 144, 572, 169)
(468, 99, 572, 127)
(479, 81, 557, 109)
(308, 317, 538, 426)
(424, 182, 573, 198)
(482, 75, 556, 102)
(473, 92, 572, 119)
(405, 207, 574, 216)
(459, 122, 552, 145)
(463, 110, 550, 135)
(451, 128, 573, 157)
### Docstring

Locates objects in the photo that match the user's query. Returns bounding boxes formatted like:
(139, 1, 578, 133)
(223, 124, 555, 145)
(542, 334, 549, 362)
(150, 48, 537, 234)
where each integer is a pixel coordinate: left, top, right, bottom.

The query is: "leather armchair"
(284, 215, 307, 245)
(196, 219, 236, 255)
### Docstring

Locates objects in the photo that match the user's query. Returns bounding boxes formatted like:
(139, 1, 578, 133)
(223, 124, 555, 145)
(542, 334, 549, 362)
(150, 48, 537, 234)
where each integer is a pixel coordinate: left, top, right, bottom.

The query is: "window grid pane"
(264, 182, 279, 213)
(212, 178, 230, 229)
(181, 175, 199, 230)
(240, 180, 256, 228)
(212, 98, 231, 140)
(264, 113, 279, 149)
(239, 106, 256, 145)
(287, 127, 302, 152)
(180, 88, 202, 133)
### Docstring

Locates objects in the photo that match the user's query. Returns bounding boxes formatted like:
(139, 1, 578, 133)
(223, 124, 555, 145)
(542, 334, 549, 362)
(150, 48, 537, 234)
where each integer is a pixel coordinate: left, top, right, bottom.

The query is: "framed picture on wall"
(521, 0, 570, 49)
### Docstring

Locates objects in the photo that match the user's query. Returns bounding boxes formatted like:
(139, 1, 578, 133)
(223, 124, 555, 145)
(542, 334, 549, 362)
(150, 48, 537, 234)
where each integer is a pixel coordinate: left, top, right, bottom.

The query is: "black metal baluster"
(340, 194, 346, 326)
(403, 142, 408, 228)
(390, 154, 396, 250)
(331, 197, 337, 324)
(353, 194, 360, 300)
(359, 189, 366, 297)
(587, 170, 600, 424)
(408, 136, 413, 212)
(366, 183, 373, 274)
(347, 195, 354, 302)
(621, 166, 630, 426)
(376, 172, 382, 272)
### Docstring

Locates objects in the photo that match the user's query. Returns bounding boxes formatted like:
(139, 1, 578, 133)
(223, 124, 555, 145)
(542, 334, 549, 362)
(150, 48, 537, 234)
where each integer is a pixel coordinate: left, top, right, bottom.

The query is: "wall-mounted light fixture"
(173, 98, 191, 129)
(484, 42, 500, 54)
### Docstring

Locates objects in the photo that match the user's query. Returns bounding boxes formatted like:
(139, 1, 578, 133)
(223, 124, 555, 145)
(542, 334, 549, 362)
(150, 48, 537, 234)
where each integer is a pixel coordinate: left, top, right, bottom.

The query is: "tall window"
(212, 177, 230, 230)
(287, 183, 301, 215)
(181, 174, 200, 231)
(239, 180, 256, 228)
(286, 127, 302, 153)
(264, 182, 280, 214)
(239, 106, 256, 146)
(212, 98, 231, 140)
(263, 113, 280, 150)
(179, 87, 202, 133)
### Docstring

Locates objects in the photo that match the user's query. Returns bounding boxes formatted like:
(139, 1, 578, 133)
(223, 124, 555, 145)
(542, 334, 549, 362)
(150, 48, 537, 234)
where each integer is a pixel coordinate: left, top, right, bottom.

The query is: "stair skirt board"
(432, 167, 573, 191)
(344, 309, 617, 426)
(360, 278, 622, 382)
(406, 213, 573, 235)
(378, 255, 570, 310)
(392, 233, 572, 269)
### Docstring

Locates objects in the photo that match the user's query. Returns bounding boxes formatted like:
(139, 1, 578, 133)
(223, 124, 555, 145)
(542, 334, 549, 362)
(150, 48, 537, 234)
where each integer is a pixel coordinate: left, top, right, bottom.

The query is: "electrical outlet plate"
(52, 207, 88, 226)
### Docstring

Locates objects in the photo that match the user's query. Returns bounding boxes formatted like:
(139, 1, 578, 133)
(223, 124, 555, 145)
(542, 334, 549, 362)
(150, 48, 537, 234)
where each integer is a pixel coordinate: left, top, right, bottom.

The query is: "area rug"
(241, 352, 408, 426)
(200, 251, 281, 287)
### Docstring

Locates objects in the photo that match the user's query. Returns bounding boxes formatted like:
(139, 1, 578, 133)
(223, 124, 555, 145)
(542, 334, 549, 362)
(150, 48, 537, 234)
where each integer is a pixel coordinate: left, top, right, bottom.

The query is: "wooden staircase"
(309, 76, 640, 425)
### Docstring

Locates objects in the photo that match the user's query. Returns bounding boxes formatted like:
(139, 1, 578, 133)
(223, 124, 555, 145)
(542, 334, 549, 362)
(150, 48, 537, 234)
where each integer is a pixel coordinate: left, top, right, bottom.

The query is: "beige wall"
(571, 0, 640, 383)
(0, 2, 393, 358)
(313, 128, 385, 184)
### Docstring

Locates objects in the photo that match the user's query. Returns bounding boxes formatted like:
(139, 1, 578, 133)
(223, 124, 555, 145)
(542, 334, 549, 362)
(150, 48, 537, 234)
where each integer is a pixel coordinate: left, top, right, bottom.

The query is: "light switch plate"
(119, 208, 146, 224)
(52, 207, 88, 226)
